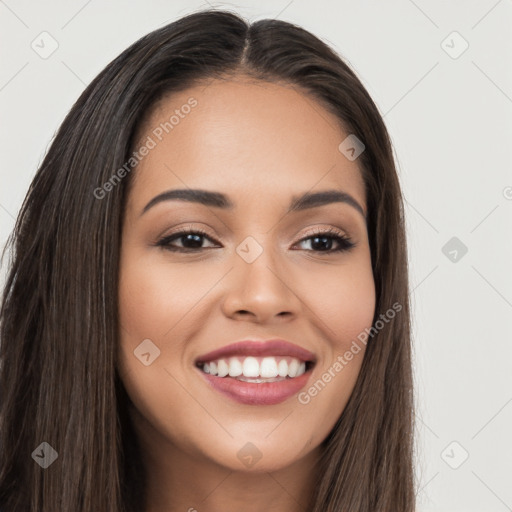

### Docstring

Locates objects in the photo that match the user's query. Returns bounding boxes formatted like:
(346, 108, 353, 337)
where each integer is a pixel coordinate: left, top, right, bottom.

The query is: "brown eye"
(156, 229, 218, 252)
(294, 228, 355, 253)
(155, 227, 355, 254)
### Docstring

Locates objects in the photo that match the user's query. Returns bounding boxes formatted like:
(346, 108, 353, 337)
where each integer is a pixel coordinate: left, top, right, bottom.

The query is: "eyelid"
(297, 225, 349, 239)
(158, 224, 350, 244)
(155, 223, 355, 255)
(292, 226, 355, 251)
(155, 223, 217, 242)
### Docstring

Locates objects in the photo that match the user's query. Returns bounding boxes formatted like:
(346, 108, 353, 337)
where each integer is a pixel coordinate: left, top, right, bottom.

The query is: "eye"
(293, 227, 355, 253)
(155, 226, 355, 254)
(155, 227, 218, 252)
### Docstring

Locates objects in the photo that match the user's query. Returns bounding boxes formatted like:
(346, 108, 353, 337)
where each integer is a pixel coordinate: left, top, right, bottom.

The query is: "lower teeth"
(232, 376, 289, 383)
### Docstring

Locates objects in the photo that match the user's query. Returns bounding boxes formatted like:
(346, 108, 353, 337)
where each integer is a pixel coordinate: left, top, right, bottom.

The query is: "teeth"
(228, 357, 243, 377)
(242, 356, 260, 377)
(288, 358, 299, 378)
(260, 357, 278, 378)
(217, 359, 229, 377)
(236, 376, 287, 383)
(200, 356, 310, 379)
(277, 359, 288, 377)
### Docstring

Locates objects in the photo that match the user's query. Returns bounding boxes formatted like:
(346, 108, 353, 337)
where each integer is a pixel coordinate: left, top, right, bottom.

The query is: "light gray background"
(1, 1, 511, 510)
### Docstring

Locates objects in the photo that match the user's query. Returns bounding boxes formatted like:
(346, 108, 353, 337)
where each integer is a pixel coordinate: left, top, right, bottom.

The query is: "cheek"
(314, 260, 376, 348)
(118, 252, 214, 342)
(297, 259, 375, 427)
(116, 253, 210, 441)
(117, 251, 187, 390)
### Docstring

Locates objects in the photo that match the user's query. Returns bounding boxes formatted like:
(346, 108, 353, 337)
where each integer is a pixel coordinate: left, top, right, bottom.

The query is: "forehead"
(129, 78, 366, 212)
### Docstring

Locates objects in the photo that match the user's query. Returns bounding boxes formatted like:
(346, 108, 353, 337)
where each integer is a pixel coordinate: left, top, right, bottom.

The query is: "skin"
(117, 77, 376, 512)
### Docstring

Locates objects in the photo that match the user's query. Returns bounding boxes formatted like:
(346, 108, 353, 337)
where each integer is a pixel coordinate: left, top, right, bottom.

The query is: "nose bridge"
(235, 233, 284, 290)
(222, 233, 298, 320)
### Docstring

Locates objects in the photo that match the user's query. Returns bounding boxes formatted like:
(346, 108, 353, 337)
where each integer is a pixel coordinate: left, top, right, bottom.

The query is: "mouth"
(194, 339, 316, 405)
(196, 356, 315, 381)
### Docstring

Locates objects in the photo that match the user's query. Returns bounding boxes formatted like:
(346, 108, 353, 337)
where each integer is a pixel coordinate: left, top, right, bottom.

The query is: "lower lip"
(199, 369, 313, 405)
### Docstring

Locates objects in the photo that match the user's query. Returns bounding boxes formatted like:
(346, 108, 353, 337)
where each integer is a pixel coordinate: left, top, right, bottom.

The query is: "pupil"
(180, 235, 335, 250)
(184, 234, 202, 248)
(312, 236, 331, 251)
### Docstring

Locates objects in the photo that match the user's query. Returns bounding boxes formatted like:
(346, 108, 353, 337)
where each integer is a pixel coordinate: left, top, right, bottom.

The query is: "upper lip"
(195, 339, 317, 364)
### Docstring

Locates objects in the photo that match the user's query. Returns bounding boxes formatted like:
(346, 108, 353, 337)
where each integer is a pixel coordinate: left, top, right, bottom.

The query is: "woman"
(0, 9, 416, 512)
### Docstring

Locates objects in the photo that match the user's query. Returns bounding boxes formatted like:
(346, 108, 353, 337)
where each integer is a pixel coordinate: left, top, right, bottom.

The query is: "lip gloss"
(198, 369, 313, 405)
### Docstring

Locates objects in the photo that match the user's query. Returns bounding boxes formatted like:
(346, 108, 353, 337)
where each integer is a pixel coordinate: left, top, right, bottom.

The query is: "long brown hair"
(0, 9, 416, 511)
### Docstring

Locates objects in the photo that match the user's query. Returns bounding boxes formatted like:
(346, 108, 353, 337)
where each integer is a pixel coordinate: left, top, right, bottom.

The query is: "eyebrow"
(140, 188, 366, 218)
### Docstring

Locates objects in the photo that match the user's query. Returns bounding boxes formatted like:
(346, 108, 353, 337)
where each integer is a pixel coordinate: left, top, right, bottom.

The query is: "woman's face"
(118, 77, 376, 474)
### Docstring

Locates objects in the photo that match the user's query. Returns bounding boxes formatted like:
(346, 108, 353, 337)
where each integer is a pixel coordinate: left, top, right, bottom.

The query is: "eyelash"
(155, 226, 356, 254)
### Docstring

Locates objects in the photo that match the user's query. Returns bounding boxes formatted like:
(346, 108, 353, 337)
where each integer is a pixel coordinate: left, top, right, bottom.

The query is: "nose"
(220, 242, 301, 324)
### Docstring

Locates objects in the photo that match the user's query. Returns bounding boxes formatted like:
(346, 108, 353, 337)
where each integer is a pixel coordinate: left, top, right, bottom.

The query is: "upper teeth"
(201, 356, 307, 379)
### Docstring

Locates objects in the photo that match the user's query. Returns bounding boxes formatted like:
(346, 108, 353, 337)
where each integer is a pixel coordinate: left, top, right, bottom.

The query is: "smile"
(197, 356, 310, 380)
(195, 339, 316, 405)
